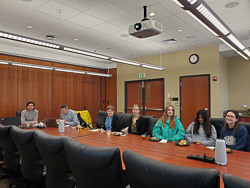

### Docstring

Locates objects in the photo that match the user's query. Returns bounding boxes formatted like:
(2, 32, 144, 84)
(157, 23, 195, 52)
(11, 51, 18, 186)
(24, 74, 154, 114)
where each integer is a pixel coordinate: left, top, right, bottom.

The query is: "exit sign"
(139, 73, 146, 78)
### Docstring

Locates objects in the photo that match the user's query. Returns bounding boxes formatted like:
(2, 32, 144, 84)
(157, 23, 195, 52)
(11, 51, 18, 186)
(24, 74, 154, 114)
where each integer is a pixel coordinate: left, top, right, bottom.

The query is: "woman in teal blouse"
(153, 105, 185, 141)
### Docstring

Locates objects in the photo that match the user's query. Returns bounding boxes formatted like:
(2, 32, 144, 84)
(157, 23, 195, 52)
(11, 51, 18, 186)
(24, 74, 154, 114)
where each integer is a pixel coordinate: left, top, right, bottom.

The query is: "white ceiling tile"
(95, 35, 121, 45)
(22, 11, 59, 27)
(165, 24, 196, 36)
(67, 13, 105, 28)
(108, 0, 157, 12)
(77, 29, 105, 39)
(0, 12, 19, 26)
(0, 23, 8, 30)
(160, 0, 183, 14)
(110, 14, 138, 30)
(175, 11, 196, 24)
(150, 31, 175, 42)
(158, 15, 186, 29)
(86, 1, 127, 21)
(9, 20, 48, 34)
(110, 41, 134, 48)
(37, 1, 82, 20)
(177, 31, 205, 41)
(208, 0, 250, 15)
(219, 8, 250, 24)
(0, 0, 33, 18)
(91, 22, 124, 35)
(55, 0, 105, 12)
(38, 26, 71, 39)
(7, 0, 50, 9)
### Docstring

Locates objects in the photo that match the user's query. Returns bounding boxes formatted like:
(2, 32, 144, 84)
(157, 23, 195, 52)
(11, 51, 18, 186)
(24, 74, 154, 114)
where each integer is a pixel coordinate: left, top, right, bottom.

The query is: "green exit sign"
(139, 73, 146, 78)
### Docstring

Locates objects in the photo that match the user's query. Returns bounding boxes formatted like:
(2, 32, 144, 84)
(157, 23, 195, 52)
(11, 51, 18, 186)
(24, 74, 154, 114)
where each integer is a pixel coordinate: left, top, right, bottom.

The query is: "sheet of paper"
(88, 129, 99, 132)
(206, 146, 215, 150)
(64, 125, 70, 127)
(159, 139, 168, 143)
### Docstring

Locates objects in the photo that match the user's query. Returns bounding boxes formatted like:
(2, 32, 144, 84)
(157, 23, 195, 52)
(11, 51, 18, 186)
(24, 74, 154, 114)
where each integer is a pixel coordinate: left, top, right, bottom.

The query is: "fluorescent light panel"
(141, 64, 165, 70)
(174, 0, 249, 60)
(0, 30, 166, 70)
(0, 61, 8, 64)
(12, 63, 53, 70)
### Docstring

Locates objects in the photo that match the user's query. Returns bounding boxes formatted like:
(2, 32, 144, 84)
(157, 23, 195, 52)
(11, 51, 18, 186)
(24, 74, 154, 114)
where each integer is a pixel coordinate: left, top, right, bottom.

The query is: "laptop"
(44, 118, 58, 127)
(1, 117, 21, 126)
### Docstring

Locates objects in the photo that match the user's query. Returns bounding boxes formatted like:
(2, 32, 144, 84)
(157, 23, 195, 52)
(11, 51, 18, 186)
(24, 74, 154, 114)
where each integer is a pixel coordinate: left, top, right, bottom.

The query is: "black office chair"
(33, 131, 75, 188)
(0, 124, 24, 187)
(209, 118, 225, 139)
(223, 173, 250, 188)
(149, 118, 160, 136)
(16, 111, 22, 118)
(63, 136, 125, 188)
(141, 116, 155, 136)
(116, 112, 133, 130)
(11, 126, 45, 187)
(123, 149, 220, 188)
(96, 110, 107, 128)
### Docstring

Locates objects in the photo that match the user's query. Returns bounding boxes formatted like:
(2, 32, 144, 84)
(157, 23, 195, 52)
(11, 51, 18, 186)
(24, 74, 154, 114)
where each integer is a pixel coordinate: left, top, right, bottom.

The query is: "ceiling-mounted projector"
(129, 6, 163, 39)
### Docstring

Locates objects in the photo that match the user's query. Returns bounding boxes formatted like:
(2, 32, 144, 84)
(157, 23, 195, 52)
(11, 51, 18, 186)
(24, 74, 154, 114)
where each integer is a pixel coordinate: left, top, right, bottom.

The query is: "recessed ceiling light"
(26, 25, 33, 29)
(196, 40, 202, 43)
(20, 0, 32, 2)
(120, 34, 129, 37)
(225, 2, 239, 8)
(178, 29, 184, 32)
(73, 38, 79, 41)
(186, 35, 195, 39)
(148, 12, 156, 17)
(46, 35, 55, 40)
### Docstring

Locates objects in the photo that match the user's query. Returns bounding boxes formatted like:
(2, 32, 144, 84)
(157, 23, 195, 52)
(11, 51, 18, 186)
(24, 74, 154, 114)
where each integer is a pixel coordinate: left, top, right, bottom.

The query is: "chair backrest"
(11, 126, 44, 183)
(33, 131, 75, 188)
(96, 110, 107, 128)
(209, 118, 225, 138)
(150, 118, 160, 135)
(116, 112, 133, 129)
(223, 173, 250, 188)
(0, 124, 20, 172)
(141, 116, 156, 136)
(16, 111, 22, 117)
(123, 149, 220, 188)
(63, 137, 124, 188)
(240, 122, 250, 135)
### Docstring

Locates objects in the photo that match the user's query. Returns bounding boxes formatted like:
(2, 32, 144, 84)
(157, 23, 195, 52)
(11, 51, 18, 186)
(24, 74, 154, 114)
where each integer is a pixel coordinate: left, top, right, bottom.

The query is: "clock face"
(189, 54, 199, 64)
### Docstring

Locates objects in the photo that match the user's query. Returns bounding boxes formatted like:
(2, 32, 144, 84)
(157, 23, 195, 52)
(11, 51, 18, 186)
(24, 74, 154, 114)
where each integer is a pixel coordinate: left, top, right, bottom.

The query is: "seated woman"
(185, 109, 217, 146)
(103, 105, 120, 131)
(128, 104, 145, 135)
(220, 110, 248, 151)
(153, 105, 184, 141)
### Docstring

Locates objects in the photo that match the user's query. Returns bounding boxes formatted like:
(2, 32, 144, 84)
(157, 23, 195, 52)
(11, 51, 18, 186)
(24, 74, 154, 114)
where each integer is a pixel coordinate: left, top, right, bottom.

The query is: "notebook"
(44, 118, 58, 127)
(1, 117, 21, 126)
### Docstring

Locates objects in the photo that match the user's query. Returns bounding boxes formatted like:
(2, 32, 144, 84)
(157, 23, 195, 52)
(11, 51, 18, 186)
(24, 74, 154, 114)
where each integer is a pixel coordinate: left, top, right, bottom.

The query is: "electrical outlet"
(244, 105, 247, 108)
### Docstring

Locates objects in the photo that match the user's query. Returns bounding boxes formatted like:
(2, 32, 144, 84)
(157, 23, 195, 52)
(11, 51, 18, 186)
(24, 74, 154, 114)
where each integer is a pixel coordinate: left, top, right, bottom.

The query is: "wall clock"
(189, 54, 199, 64)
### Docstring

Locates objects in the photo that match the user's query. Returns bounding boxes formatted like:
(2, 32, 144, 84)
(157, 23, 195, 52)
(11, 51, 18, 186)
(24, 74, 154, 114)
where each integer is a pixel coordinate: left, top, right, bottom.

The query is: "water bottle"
(59, 120, 65, 133)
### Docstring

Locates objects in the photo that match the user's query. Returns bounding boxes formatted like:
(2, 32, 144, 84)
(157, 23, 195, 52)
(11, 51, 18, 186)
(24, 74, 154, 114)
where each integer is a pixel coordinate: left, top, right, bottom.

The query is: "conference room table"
(37, 126, 250, 188)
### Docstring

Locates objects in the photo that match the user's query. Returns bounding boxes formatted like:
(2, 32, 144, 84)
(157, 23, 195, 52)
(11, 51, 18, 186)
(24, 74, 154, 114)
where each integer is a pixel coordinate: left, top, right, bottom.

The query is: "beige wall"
(218, 53, 229, 117)
(228, 56, 250, 110)
(117, 45, 227, 118)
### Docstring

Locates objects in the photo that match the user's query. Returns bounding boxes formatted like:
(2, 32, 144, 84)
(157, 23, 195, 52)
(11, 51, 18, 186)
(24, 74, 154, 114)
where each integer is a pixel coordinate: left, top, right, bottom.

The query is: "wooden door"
(126, 79, 164, 118)
(126, 81, 143, 114)
(81, 82, 100, 127)
(144, 80, 164, 118)
(180, 75, 210, 130)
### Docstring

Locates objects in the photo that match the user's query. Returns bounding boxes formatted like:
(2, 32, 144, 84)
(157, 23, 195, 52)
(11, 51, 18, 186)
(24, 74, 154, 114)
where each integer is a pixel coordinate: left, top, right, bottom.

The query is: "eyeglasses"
(226, 115, 236, 119)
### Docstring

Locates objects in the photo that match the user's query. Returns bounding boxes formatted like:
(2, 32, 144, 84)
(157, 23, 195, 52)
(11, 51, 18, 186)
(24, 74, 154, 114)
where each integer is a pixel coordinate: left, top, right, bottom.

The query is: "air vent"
(161, 38, 177, 45)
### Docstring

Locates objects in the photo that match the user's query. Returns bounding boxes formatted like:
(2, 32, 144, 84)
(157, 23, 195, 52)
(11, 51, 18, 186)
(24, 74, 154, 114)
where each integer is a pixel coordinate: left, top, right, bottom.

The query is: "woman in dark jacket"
(128, 104, 145, 135)
(103, 105, 120, 131)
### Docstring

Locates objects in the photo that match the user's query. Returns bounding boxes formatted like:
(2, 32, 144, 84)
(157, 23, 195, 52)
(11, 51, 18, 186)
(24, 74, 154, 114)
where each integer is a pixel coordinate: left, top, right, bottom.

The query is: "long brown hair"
(161, 105, 175, 129)
(193, 109, 212, 138)
(225, 110, 241, 133)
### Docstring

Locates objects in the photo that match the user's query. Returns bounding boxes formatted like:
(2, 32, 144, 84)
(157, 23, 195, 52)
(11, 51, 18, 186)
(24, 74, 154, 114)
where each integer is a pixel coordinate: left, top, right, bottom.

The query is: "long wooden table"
(37, 126, 250, 188)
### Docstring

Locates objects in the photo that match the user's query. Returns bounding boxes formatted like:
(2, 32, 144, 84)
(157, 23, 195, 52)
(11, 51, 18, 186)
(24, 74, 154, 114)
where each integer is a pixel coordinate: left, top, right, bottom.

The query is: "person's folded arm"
(201, 126, 217, 146)
(231, 126, 248, 151)
(152, 120, 164, 139)
(172, 119, 185, 141)
(185, 122, 194, 143)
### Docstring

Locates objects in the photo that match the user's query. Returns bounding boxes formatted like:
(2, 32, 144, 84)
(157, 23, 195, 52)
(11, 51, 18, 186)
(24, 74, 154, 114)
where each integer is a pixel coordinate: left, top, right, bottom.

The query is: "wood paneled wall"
(0, 54, 117, 124)
(106, 69, 117, 112)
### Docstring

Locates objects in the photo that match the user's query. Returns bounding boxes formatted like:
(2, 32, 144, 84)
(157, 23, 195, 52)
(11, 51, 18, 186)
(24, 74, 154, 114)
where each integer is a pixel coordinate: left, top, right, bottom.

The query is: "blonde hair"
(161, 105, 175, 129)
(132, 104, 140, 110)
(107, 105, 115, 111)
